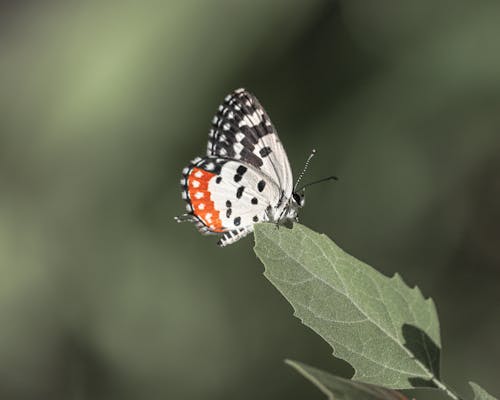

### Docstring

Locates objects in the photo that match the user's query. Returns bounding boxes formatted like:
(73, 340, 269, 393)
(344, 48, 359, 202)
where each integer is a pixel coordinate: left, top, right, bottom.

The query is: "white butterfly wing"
(208, 160, 281, 229)
(207, 88, 294, 200)
(179, 158, 280, 240)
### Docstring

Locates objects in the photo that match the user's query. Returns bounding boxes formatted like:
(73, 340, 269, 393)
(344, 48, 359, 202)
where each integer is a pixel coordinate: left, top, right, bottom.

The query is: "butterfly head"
(292, 191, 306, 208)
(282, 191, 305, 221)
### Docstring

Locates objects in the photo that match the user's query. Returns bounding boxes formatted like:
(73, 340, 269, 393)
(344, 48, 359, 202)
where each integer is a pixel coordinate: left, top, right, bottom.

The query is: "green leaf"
(286, 360, 408, 400)
(254, 223, 441, 389)
(470, 382, 498, 400)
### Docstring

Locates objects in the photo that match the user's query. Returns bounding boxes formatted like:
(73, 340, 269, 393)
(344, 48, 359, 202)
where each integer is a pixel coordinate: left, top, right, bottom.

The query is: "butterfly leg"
(176, 214, 218, 236)
(174, 214, 195, 223)
(217, 227, 253, 247)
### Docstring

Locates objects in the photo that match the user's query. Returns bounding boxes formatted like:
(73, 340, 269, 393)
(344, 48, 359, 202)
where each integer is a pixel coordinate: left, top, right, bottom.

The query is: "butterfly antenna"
(294, 149, 316, 192)
(297, 175, 338, 192)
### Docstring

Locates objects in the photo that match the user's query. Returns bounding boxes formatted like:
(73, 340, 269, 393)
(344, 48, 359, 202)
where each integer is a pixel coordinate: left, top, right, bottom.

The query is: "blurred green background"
(1, 1, 499, 399)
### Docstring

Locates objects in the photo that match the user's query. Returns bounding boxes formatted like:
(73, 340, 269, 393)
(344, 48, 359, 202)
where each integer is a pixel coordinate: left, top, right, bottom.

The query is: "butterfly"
(175, 88, 334, 247)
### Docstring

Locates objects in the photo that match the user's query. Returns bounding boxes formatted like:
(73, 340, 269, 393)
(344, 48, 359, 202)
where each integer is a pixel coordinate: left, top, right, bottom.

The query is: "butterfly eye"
(292, 192, 304, 206)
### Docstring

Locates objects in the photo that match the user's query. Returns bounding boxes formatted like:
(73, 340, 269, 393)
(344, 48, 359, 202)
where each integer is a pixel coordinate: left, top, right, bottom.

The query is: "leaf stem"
(431, 377, 463, 400)
(410, 355, 462, 400)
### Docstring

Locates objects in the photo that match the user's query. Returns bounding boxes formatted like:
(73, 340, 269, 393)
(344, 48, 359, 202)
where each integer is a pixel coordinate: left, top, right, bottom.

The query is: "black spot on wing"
(236, 186, 245, 199)
(239, 125, 264, 143)
(233, 165, 247, 183)
(251, 197, 258, 205)
(257, 180, 266, 192)
(251, 120, 272, 138)
(240, 148, 263, 168)
(194, 157, 226, 175)
(259, 146, 272, 157)
(236, 165, 247, 175)
(234, 217, 241, 226)
(240, 134, 259, 149)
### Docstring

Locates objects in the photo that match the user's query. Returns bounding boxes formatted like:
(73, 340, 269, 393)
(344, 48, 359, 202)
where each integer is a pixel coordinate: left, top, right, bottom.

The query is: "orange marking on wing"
(187, 167, 224, 232)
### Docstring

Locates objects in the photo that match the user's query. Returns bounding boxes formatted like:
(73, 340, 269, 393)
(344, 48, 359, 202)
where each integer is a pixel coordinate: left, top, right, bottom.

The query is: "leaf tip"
(469, 381, 498, 400)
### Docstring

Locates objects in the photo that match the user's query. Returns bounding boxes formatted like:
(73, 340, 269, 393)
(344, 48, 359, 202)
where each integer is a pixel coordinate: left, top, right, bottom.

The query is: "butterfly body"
(176, 88, 304, 247)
